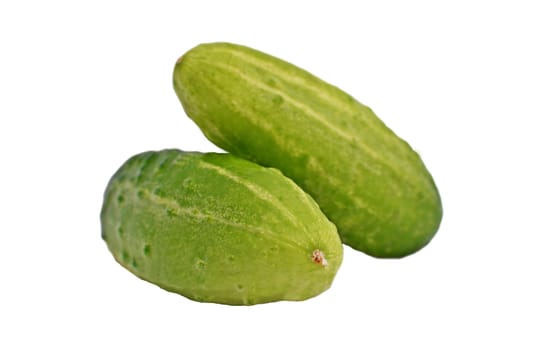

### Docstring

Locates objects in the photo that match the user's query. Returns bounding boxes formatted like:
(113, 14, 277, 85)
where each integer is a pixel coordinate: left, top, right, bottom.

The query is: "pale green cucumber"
(101, 149, 342, 305)
(173, 42, 442, 258)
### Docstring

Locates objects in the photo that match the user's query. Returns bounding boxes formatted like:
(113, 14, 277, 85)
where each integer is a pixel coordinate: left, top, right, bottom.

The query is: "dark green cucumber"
(101, 150, 342, 305)
(173, 42, 442, 258)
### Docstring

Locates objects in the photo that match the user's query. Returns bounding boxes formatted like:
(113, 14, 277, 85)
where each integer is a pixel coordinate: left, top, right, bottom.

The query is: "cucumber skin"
(173, 42, 443, 258)
(100, 150, 342, 305)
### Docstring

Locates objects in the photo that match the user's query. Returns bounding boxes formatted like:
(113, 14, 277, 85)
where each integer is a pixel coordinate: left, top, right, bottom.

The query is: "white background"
(1, 1, 543, 348)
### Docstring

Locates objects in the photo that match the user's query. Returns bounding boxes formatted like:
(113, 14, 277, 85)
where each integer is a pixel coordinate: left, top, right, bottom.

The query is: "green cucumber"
(173, 42, 442, 258)
(100, 149, 342, 305)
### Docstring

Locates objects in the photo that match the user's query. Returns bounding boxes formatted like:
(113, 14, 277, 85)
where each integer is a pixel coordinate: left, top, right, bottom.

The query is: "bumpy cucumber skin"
(101, 150, 342, 305)
(173, 42, 442, 258)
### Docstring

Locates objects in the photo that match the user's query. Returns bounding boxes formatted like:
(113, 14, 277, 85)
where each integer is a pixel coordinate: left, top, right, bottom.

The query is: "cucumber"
(173, 42, 442, 258)
(100, 149, 342, 305)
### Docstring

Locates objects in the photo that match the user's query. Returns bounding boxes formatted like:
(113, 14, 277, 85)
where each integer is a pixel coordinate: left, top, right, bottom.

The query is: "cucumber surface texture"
(101, 150, 343, 305)
(173, 42, 442, 258)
